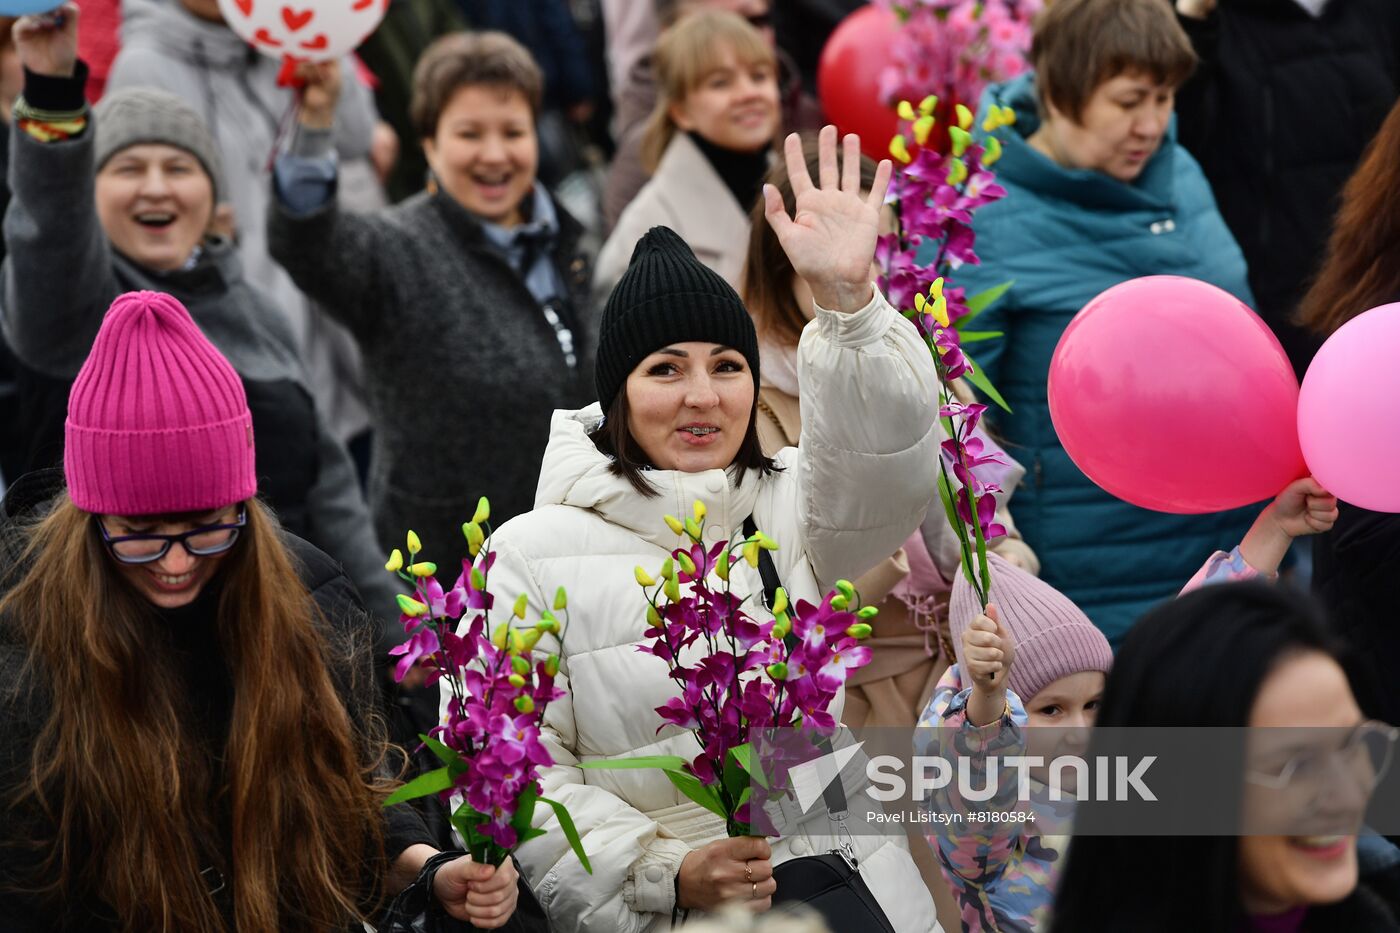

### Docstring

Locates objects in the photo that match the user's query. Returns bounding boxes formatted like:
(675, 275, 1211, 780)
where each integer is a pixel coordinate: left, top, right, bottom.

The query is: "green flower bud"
(766, 662, 789, 681)
(845, 623, 874, 640)
(857, 605, 880, 620)
(470, 567, 486, 591)
(514, 695, 536, 714)
(634, 565, 656, 587)
(396, 594, 428, 617)
(664, 575, 681, 602)
(544, 654, 560, 677)
(664, 514, 685, 536)
(678, 551, 696, 576)
(508, 673, 527, 688)
(513, 593, 529, 619)
(511, 655, 531, 676)
(472, 496, 490, 525)
(716, 549, 731, 581)
(830, 594, 849, 611)
(553, 586, 568, 611)
(835, 580, 856, 601)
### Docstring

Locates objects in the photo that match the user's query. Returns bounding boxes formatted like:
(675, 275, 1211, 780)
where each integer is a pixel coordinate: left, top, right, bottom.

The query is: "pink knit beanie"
(64, 291, 257, 515)
(949, 553, 1113, 703)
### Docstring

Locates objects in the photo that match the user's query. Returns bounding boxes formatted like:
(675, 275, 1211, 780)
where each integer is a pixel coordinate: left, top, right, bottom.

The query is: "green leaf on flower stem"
(729, 743, 768, 789)
(665, 769, 729, 821)
(538, 795, 593, 874)
(510, 782, 540, 834)
(960, 280, 1014, 324)
(722, 752, 748, 799)
(936, 466, 981, 591)
(961, 350, 1012, 413)
(957, 330, 1005, 344)
(517, 826, 548, 844)
(384, 766, 454, 806)
(578, 754, 688, 771)
(420, 733, 466, 774)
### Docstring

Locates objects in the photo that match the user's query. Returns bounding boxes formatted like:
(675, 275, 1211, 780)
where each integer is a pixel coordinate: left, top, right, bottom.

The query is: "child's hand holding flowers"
(963, 604, 1016, 727)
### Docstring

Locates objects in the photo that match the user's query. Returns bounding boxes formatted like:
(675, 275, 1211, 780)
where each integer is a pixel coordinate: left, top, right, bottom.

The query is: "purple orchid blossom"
(379, 509, 590, 871)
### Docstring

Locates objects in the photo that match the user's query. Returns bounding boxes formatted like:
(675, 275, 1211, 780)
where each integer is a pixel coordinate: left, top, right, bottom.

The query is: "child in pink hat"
(918, 476, 1339, 932)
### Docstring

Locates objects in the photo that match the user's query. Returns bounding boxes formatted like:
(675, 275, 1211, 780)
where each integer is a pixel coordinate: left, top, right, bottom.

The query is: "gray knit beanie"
(949, 552, 1113, 703)
(93, 89, 225, 203)
(594, 226, 760, 412)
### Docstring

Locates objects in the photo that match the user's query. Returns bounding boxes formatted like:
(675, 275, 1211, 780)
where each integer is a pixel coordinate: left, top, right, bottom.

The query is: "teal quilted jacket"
(949, 72, 1260, 645)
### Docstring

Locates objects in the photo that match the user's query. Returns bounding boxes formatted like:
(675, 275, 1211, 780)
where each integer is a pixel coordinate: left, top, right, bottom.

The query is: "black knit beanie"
(594, 226, 760, 412)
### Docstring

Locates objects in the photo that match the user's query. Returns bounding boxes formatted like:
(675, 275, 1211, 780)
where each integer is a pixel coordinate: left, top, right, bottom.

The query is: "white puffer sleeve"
(793, 288, 941, 590)
(451, 536, 683, 933)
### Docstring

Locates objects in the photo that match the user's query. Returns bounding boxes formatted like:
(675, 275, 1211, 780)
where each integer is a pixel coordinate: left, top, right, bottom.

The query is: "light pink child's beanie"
(949, 553, 1113, 702)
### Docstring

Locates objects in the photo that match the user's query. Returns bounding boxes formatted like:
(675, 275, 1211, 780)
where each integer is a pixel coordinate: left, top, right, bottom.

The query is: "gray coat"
(0, 122, 402, 642)
(107, 0, 382, 442)
(268, 183, 593, 560)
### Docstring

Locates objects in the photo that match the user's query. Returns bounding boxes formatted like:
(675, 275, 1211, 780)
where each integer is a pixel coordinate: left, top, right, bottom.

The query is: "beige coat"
(593, 133, 753, 305)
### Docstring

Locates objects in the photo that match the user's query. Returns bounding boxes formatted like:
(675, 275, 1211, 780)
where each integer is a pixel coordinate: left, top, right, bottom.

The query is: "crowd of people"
(0, 0, 1398, 930)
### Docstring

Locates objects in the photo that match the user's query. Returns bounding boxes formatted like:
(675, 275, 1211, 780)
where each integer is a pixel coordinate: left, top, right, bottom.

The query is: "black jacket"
(1174, 0, 1400, 377)
(1312, 502, 1400, 727)
(0, 470, 433, 932)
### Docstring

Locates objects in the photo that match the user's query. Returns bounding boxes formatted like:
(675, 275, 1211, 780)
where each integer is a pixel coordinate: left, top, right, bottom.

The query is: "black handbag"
(743, 518, 898, 933)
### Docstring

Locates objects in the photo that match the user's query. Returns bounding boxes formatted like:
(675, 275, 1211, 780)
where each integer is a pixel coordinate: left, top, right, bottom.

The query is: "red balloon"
(1047, 276, 1305, 514)
(818, 5, 900, 161)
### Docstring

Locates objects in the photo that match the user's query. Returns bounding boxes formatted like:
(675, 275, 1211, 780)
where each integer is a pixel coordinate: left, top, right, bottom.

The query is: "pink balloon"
(1298, 303, 1400, 512)
(1048, 276, 1305, 514)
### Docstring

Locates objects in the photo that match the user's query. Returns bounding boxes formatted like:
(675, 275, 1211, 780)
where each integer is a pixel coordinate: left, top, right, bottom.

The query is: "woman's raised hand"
(294, 59, 342, 131)
(762, 125, 892, 314)
(14, 3, 79, 79)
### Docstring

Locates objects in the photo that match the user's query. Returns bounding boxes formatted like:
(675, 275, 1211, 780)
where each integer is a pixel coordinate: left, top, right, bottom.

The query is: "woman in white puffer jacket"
(453, 128, 944, 933)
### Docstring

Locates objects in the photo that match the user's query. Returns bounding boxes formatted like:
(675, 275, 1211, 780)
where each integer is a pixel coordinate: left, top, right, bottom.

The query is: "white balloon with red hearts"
(216, 0, 387, 64)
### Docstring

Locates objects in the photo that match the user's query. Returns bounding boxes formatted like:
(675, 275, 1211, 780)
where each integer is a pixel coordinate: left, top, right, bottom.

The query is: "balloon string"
(265, 87, 302, 174)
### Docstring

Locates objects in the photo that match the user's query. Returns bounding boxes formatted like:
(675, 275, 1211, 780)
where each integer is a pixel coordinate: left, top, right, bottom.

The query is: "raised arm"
(1, 6, 122, 377)
(763, 128, 941, 586)
(267, 61, 392, 342)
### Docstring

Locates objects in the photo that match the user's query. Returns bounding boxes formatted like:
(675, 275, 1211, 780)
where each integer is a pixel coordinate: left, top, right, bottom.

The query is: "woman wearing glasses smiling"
(0, 292, 520, 931)
(1051, 583, 1400, 933)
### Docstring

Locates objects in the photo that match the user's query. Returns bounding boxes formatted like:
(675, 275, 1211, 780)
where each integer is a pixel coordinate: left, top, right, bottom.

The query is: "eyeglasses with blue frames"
(99, 506, 248, 564)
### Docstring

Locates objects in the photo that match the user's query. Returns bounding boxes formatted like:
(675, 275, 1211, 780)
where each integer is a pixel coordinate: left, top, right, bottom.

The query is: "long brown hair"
(742, 133, 878, 348)
(1296, 98, 1400, 336)
(0, 495, 388, 931)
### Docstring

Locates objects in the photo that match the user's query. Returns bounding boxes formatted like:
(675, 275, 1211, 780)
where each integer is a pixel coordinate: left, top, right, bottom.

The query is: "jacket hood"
(981, 71, 1180, 212)
(121, 0, 252, 68)
(534, 405, 765, 551)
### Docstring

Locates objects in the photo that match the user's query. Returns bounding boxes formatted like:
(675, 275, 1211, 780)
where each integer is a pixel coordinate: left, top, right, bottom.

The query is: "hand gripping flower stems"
(581, 501, 877, 839)
(381, 497, 592, 874)
(879, 95, 1020, 607)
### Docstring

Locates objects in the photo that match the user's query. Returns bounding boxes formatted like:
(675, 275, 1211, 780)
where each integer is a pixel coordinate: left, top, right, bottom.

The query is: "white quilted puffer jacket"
(451, 292, 945, 932)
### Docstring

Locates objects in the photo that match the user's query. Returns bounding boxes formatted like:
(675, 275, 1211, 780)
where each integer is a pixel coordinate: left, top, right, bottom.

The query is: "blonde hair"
(640, 9, 777, 173)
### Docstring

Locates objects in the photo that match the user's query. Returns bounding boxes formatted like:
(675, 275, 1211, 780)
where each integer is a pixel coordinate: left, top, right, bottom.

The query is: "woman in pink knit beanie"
(0, 291, 520, 931)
